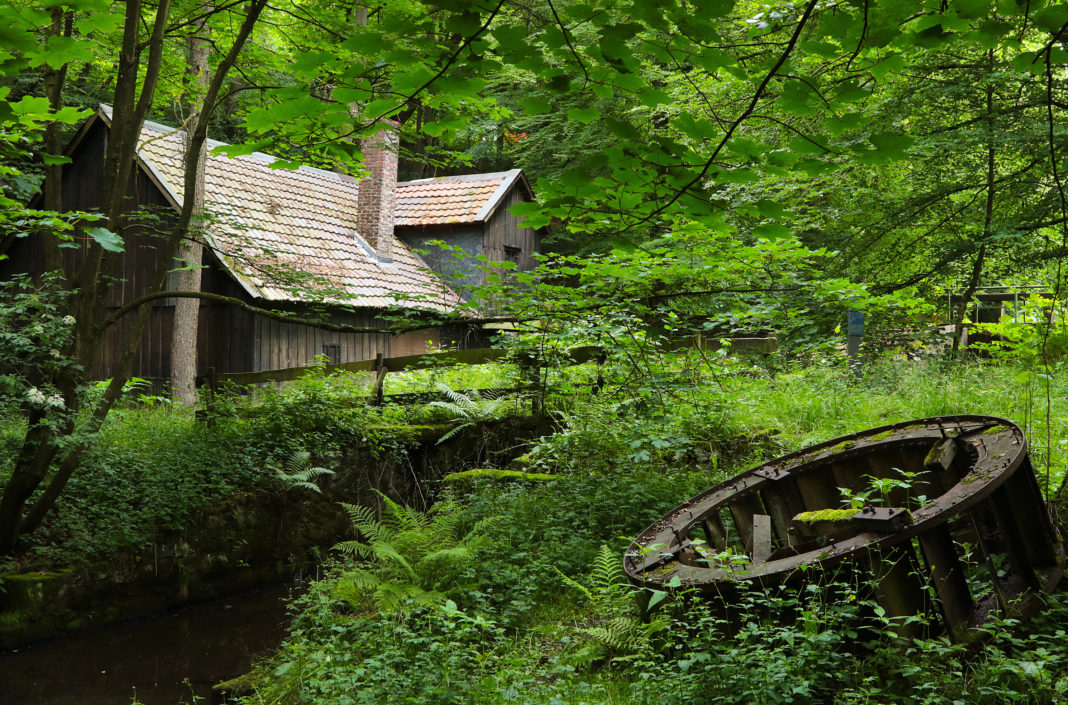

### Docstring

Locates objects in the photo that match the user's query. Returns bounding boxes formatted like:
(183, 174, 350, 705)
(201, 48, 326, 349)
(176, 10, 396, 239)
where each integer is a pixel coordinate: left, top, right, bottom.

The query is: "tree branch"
(626, 0, 821, 227)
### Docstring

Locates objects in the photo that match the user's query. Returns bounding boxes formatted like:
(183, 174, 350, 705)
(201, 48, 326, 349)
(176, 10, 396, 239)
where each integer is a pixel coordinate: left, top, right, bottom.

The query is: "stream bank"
(0, 416, 551, 648)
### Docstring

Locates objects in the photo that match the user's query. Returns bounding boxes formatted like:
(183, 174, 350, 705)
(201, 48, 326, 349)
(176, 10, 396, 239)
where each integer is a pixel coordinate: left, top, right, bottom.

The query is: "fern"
(558, 544, 631, 617)
(580, 616, 667, 662)
(590, 544, 627, 598)
(428, 383, 508, 444)
(332, 494, 496, 614)
(272, 449, 335, 493)
(558, 544, 666, 664)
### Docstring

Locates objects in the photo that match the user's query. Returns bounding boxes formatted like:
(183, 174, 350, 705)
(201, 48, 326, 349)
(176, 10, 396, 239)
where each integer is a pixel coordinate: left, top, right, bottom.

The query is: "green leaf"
(363, 98, 398, 120)
(795, 158, 834, 176)
(75, 12, 123, 34)
(491, 24, 527, 47)
(592, 83, 614, 99)
(869, 132, 914, 159)
(869, 53, 904, 80)
(85, 227, 123, 252)
(29, 36, 90, 69)
(519, 97, 552, 115)
(756, 199, 786, 219)
(754, 223, 792, 239)
(291, 51, 334, 76)
(1011, 51, 1042, 75)
(567, 107, 600, 124)
(826, 113, 865, 137)
(720, 167, 760, 184)
(833, 83, 870, 104)
(646, 589, 670, 610)
(1033, 5, 1068, 32)
(788, 135, 829, 155)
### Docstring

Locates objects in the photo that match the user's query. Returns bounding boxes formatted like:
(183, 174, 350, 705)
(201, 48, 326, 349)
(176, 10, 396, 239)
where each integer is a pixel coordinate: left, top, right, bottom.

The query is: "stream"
(0, 583, 294, 705)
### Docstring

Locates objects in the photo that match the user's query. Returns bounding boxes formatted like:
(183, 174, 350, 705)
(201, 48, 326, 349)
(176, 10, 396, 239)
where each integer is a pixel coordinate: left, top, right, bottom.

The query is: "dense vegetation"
(113, 350, 1068, 705)
(5, 0, 1068, 703)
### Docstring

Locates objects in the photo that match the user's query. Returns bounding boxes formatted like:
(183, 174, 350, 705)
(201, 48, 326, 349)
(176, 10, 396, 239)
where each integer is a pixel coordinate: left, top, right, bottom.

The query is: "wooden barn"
(0, 105, 542, 388)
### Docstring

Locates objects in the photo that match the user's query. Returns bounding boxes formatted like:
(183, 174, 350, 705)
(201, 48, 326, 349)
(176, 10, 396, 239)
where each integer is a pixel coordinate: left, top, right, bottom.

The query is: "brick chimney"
(357, 122, 399, 262)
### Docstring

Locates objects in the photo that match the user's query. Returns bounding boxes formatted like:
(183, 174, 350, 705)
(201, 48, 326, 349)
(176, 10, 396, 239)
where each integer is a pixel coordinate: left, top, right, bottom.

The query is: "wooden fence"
(195, 336, 778, 408)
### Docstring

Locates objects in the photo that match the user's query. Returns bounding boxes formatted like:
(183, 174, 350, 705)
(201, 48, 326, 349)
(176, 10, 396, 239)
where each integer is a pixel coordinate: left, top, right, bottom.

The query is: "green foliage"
(246, 593, 505, 705)
(271, 449, 334, 494)
(28, 405, 264, 563)
(333, 492, 494, 614)
(0, 273, 79, 422)
(427, 384, 510, 444)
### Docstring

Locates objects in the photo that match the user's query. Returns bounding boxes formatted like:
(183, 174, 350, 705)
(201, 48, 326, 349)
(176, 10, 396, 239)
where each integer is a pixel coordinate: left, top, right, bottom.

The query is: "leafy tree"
(4, 0, 1068, 555)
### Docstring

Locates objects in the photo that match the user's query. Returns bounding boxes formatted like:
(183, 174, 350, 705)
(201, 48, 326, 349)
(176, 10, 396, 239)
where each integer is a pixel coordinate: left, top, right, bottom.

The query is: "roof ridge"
(397, 168, 520, 187)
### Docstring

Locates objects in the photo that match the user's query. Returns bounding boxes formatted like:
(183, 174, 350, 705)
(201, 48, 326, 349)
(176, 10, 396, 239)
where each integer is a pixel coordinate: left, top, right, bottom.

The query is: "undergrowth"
(235, 353, 1068, 705)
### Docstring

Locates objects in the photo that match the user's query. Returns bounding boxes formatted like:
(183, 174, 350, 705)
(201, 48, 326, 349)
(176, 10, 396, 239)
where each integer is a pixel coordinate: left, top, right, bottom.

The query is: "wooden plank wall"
(483, 185, 541, 272)
(2, 119, 446, 387)
(251, 309, 393, 372)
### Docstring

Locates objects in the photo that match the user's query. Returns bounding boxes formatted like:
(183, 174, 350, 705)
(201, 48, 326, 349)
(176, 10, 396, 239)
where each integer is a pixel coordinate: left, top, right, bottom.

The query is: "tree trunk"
(170, 6, 211, 406)
(0, 0, 268, 554)
(951, 52, 997, 354)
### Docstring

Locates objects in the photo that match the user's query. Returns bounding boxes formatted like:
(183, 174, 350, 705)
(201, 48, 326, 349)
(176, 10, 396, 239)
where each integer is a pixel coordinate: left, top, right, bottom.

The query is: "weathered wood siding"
(2, 120, 401, 386)
(390, 328, 442, 357)
(483, 185, 540, 272)
(250, 308, 392, 372)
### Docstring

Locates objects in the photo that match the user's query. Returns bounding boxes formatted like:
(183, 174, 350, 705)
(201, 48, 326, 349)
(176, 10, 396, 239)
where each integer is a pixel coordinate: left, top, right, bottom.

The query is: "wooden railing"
(195, 336, 778, 408)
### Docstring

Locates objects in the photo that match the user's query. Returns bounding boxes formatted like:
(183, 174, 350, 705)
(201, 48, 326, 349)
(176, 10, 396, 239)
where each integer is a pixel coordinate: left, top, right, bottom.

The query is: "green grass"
(237, 354, 1068, 705)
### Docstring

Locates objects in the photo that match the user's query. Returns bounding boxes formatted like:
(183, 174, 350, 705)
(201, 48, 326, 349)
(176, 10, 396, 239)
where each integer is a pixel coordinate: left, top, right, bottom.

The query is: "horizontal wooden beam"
(197, 336, 778, 387)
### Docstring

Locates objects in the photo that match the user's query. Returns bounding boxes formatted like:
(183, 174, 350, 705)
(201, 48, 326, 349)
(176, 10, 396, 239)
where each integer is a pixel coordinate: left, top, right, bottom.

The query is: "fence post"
(519, 351, 541, 414)
(205, 367, 217, 427)
(847, 310, 864, 379)
(369, 352, 387, 406)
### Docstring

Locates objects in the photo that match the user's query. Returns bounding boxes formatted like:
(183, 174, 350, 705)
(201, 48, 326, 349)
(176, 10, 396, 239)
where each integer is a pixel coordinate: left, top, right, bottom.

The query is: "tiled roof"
(395, 170, 523, 226)
(102, 107, 464, 311)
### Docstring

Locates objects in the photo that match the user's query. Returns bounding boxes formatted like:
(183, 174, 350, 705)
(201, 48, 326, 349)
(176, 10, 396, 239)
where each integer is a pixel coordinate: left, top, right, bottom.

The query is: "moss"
(870, 430, 895, 442)
(793, 508, 861, 523)
(981, 425, 1007, 435)
(2, 568, 74, 582)
(213, 670, 262, 699)
(366, 423, 452, 440)
(442, 468, 556, 484)
(0, 610, 26, 630)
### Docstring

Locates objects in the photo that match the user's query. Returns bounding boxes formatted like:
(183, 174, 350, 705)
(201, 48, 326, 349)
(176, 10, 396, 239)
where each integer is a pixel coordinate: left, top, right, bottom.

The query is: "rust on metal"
(625, 415, 1065, 639)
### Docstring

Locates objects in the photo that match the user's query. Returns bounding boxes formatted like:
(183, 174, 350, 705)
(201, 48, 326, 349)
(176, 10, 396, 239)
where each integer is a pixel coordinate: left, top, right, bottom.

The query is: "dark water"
(0, 584, 294, 705)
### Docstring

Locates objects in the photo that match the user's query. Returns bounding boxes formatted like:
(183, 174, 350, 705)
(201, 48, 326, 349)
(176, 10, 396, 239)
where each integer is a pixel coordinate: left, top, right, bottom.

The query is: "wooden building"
(0, 105, 542, 387)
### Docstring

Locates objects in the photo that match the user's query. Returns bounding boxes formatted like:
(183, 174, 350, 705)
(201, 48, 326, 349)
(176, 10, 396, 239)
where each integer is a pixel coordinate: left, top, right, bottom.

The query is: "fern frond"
(375, 490, 427, 532)
(425, 507, 464, 546)
(333, 539, 375, 559)
(590, 544, 626, 594)
(580, 616, 662, 656)
(417, 546, 474, 572)
(554, 566, 594, 602)
(339, 502, 387, 544)
(334, 568, 383, 607)
(286, 449, 312, 471)
(434, 421, 474, 444)
(369, 541, 418, 581)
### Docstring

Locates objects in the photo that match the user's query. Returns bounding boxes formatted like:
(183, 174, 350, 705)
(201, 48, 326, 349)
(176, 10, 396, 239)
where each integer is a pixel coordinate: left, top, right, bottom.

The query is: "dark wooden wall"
(2, 117, 405, 388)
(483, 185, 541, 272)
(250, 308, 392, 372)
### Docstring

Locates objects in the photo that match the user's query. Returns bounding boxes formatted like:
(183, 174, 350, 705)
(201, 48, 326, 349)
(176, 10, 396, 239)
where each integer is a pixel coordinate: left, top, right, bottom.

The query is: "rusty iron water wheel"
(625, 415, 1065, 640)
